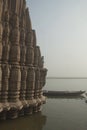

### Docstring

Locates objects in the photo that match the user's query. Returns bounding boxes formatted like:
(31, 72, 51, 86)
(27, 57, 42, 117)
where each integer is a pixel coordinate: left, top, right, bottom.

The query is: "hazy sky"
(27, 0, 87, 77)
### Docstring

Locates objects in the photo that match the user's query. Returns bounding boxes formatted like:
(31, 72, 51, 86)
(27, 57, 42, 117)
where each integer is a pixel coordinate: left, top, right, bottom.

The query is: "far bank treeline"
(0, 0, 47, 120)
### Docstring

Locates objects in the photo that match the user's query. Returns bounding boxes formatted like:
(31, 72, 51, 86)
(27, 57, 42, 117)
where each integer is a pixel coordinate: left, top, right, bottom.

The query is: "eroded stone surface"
(0, 0, 47, 120)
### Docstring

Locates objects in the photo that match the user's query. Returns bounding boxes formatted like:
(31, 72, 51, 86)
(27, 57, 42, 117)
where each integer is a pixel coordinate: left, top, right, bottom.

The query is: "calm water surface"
(1, 79, 87, 130)
(44, 78, 87, 91)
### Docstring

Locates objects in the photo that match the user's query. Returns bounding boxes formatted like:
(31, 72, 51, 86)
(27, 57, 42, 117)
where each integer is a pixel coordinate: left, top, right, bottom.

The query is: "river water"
(1, 78, 87, 130)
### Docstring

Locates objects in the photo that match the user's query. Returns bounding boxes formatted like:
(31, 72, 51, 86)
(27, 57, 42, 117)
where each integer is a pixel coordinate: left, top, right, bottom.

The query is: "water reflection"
(0, 112, 47, 130)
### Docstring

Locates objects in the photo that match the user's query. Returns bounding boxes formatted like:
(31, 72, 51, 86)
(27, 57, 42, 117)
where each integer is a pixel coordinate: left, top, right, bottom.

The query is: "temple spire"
(25, 8, 32, 32)
(0, 0, 47, 120)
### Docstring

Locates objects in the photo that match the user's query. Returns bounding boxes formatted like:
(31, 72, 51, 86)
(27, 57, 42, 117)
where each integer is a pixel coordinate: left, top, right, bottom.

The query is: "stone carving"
(0, 0, 3, 62)
(0, 0, 47, 120)
(19, 66, 27, 116)
(20, 14, 26, 65)
(0, 64, 10, 120)
(0, 0, 3, 20)
(2, 11, 10, 63)
(0, 22, 2, 62)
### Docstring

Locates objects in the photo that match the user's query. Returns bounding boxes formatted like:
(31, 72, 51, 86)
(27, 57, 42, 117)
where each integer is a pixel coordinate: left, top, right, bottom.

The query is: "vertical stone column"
(25, 67, 36, 115)
(34, 46, 39, 67)
(0, 22, 2, 62)
(0, 0, 3, 62)
(25, 31, 34, 66)
(1, 11, 10, 118)
(1, 64, 9, 104)
(0, 0, 4, 119)
(25, 8, 32, 31)
(0, 0, 3, 20)
(9, 13, 20, 65)
(19, 12, 27, 116)
(7, 12, 22, 119)
(20, 14, 26, 65)
(34, 68, 42, 112)
(25, 18, 35, 114)
(19, 66, 28, 116)
(26, 46, 34, 66)
(33, 46, 43, 112)
(8, 65, 22, 119)
(38, 54, 47, 104)
(2, 11, 10, 63)
(0, 64, 10, 120)
(39, 68, 47, 104)
(32, 30, 37, 48)
(0, 64, 3, 113)
(34, 44, 47, 112)
(20, 45, 26, 65)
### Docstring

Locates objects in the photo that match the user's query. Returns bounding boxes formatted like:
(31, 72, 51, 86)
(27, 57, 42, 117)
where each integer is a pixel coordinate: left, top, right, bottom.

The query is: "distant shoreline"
(47, 77, 87, 79)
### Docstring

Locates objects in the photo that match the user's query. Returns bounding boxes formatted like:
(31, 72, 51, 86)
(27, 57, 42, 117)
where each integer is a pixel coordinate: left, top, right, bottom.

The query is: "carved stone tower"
(0, 0, 47, 120)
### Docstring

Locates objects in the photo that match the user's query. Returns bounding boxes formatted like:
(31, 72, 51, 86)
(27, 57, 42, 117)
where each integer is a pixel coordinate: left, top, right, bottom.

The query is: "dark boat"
(43, 90, 85, 97)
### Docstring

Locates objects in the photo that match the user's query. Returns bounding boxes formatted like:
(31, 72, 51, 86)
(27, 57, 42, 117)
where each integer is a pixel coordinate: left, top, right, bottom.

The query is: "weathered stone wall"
(0, 0, 47, 120)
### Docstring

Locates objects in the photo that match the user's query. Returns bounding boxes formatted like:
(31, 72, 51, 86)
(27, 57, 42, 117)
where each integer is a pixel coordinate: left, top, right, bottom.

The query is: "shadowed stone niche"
(0, 0, 47, 120)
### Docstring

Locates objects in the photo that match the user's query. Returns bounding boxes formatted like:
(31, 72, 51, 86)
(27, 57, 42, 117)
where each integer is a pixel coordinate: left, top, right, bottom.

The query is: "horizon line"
(47, 77, 87, 79)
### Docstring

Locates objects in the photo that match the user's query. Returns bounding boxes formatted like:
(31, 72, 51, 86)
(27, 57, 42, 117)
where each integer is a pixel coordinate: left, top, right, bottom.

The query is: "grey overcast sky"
(27, 0, 87, 77)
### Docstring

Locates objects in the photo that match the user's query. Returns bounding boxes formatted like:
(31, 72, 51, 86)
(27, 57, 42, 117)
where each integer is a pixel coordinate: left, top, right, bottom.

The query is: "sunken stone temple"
(0, 0, 47, 120)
